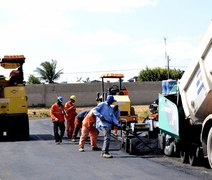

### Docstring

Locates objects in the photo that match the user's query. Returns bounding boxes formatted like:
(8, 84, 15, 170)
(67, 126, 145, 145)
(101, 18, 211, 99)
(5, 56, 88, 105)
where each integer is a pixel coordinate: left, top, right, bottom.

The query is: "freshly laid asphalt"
(0, 118, 211, 180)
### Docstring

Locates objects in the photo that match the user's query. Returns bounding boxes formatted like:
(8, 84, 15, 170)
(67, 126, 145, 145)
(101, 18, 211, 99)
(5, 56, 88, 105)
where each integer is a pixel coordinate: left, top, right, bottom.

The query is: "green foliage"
(35, 59, 63, 83)
(138, 67, 184, 81)
(27, 74, 41, 84)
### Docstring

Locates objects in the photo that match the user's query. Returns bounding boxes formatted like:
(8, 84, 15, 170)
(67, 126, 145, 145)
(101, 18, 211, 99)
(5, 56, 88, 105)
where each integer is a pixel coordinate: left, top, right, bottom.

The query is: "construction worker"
(79, 109, 100, 152)
(93, 95, 120, 158)
(72, 109, 90, 142)
(65, 95, 77, 140)
(50, 96, 66, 145)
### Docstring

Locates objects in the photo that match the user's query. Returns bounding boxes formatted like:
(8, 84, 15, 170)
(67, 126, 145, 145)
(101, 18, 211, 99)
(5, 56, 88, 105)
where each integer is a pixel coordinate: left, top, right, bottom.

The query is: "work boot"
(79, 148, 84, 152)
(101, 152, 113, 158)
(92, 147, 101, 151)
(55, 141, 61, 145)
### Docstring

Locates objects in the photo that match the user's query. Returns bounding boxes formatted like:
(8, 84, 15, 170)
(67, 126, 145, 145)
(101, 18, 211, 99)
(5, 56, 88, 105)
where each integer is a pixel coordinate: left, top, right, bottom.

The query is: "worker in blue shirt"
(72, 109, 90, 142)
(93, 95, 120, 158)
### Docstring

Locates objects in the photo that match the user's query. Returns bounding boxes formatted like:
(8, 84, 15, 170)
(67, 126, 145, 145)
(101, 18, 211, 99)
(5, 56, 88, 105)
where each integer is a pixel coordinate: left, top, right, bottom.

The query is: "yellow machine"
(0, 55, 29, 141)
(96, 73, 137, 122)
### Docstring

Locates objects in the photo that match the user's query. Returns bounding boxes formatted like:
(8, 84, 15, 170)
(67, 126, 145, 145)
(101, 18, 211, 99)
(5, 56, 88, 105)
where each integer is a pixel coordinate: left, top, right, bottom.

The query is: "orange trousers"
(79, 125, 98, 149)
(66, 118, 75, 139)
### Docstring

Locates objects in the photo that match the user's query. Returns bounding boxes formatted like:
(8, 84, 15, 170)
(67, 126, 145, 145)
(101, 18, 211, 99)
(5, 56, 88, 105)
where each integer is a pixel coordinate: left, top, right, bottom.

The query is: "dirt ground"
(28, 105, 150, 122)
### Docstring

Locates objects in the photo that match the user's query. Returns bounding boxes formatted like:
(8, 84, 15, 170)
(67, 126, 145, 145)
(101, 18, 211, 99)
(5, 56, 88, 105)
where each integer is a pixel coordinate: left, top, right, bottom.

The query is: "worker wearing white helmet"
(65, 95, 77, 141)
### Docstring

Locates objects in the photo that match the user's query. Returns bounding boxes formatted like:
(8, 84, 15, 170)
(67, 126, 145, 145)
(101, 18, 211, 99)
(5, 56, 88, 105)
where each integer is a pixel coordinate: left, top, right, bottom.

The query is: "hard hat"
(70, 95, 77, 101)
(106, 95, 116, 104)
(57, 96, 63, 103)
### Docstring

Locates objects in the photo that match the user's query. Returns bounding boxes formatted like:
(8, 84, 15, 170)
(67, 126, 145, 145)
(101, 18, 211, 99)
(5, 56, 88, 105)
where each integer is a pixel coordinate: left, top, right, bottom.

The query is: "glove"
(55, 118, 58, 122)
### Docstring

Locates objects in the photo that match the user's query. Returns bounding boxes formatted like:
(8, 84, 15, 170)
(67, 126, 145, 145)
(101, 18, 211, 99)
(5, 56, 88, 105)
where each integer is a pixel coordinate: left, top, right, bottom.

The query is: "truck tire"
(164, 135, 174, 156)
(180, 150, 188, 163)
(207, 127, 212, 168)
(189, 151, 197, 166)
(164, 141, 174, 156)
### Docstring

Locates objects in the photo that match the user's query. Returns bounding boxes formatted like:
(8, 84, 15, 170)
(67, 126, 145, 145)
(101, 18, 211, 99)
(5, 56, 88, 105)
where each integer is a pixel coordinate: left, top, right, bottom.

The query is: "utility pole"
(167, 55, 170, 79)
(164, 37, 170, 79)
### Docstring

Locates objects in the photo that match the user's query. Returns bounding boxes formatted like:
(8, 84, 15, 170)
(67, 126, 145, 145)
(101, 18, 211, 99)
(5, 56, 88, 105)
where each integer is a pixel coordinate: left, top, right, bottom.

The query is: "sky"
(0, 0, 211, 83)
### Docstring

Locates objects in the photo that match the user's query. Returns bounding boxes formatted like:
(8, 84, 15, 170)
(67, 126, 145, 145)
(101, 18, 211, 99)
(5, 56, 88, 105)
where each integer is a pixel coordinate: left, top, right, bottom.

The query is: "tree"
(35, 60, 63, 83)
(27, 74, 41, 84)
(138, 67, 184, 81)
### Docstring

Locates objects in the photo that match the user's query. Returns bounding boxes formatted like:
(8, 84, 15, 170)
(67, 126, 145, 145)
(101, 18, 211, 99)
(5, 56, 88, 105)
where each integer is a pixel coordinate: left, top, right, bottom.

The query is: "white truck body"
(179, 22, 212, 122)
(159, 21, 212, 168)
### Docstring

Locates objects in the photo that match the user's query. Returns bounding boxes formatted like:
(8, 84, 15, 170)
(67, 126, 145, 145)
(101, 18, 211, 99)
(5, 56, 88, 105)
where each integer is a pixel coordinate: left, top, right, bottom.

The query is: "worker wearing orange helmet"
(65, 95, 77, 140)
(50, 96, 66, 145)
(79, 109, 100, 152)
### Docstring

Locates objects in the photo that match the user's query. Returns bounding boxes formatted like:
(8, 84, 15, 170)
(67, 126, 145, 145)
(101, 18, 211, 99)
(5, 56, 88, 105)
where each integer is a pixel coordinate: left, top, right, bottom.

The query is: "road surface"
(0, 118, 211, 180)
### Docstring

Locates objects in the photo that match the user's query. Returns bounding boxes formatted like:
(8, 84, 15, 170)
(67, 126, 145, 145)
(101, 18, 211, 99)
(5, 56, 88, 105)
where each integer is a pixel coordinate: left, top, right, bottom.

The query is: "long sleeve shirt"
(76, 110, 90, 122)
(50, 103, 65, 123)
(64, 101, 76, 120)
(93, 102, 119, 130)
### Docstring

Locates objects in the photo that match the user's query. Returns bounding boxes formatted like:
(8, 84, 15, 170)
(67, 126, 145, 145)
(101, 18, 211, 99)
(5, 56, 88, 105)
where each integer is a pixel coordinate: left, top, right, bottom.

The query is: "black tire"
(207, 127, 212, 168)
(180, 150, 189, 163)
(129, 138, 140, 155)
(164, 141, 174, 156)
(125, 138, 130, 153)
(189, 146, 201, 166)
(189, 153, 197, 166)
(20, 114, 30, 141)
(164, 135, 174, 156)
(15, 114, 29, 141)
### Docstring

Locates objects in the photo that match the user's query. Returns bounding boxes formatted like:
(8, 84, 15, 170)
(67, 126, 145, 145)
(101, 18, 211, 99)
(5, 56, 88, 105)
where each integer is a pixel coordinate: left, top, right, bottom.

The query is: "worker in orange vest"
(65, 95, 77, 140)
(79, 109, 100, 152)
(50, 96, 66, 145)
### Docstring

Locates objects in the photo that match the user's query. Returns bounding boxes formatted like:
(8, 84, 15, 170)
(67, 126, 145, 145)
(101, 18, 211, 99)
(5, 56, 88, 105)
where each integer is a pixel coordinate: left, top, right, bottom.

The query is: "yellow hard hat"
(70, 95, 77, 101)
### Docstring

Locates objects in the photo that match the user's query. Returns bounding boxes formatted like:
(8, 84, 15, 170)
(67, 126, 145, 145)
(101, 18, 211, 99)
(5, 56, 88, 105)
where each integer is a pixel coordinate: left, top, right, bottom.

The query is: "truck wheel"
(180, 151, 188, 163)
(164, 142, 174, 156)
(189, 146, 201, 166)
(207, 127, 212, 168)
(164, 135, 174, 156)
(189, 153, 197, 166)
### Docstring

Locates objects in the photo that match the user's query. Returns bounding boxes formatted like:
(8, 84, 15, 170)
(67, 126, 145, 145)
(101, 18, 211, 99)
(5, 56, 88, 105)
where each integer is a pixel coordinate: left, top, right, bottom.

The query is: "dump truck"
(158, 22, 212, 168)
(0, 55, 29, 141)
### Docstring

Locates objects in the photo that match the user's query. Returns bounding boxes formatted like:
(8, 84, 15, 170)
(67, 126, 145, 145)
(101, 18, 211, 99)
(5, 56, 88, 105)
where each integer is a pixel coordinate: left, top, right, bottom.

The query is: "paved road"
(0, 118, 211, 180)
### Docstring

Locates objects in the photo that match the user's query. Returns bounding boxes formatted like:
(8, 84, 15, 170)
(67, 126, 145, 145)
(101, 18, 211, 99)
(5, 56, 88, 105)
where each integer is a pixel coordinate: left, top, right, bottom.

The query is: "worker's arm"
(93, 103, 104, 119)
(50, 105, 58, 122)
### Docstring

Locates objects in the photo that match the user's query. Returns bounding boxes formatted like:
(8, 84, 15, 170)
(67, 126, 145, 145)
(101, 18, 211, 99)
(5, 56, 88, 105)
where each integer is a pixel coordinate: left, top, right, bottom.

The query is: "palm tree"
(35, 60, 63, 83)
